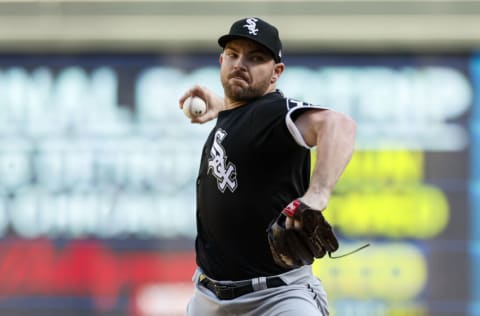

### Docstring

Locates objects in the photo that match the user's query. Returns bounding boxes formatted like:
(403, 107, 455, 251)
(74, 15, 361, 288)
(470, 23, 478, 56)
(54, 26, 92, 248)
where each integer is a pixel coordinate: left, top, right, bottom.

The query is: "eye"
(250, 54, 267, 63)
(224, 50, 238, 58)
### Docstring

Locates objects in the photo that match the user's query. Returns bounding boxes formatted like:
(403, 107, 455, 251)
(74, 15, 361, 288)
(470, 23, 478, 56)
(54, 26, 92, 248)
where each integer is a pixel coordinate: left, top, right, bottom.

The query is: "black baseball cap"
(218, 17, 283, 63)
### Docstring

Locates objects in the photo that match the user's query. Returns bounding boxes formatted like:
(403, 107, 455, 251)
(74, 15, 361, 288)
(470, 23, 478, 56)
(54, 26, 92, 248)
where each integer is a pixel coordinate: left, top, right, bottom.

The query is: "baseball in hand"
(183, 96, 207, 119)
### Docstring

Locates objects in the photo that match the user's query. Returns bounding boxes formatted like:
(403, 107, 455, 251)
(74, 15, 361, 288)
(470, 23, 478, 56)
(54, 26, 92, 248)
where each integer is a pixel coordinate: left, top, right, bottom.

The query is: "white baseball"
(183, 96, 207, 119)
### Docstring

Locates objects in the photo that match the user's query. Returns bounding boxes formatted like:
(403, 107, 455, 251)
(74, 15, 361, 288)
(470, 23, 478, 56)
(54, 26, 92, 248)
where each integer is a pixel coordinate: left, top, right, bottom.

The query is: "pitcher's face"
(220, 38, 283, 102)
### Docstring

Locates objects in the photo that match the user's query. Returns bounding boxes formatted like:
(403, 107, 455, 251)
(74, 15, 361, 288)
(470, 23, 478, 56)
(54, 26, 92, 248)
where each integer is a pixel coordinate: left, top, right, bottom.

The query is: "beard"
(221, 71, 271, 102)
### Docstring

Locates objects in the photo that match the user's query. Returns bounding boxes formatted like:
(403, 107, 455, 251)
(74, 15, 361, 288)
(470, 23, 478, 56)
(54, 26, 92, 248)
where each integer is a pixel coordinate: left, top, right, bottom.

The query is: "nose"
(233, 56, 247, 71)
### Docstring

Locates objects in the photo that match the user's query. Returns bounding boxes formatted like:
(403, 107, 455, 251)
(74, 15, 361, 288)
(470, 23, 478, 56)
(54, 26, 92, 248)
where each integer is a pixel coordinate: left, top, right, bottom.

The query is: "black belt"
(200, 275, 286, 300)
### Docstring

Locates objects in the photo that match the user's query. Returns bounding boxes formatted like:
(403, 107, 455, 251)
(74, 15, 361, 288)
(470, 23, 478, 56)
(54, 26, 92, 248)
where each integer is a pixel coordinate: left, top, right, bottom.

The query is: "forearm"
(297, 110, 356, 210)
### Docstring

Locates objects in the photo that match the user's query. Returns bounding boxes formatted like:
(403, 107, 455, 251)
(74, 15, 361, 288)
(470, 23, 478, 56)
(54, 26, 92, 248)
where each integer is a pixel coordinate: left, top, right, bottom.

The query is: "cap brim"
(218, 34, 251, 48)
(217, 34, 280, 62)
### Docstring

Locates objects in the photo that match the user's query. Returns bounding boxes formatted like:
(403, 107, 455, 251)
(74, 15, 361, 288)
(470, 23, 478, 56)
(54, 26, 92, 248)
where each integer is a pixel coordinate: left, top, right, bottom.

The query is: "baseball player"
(179, 17, 356, 316)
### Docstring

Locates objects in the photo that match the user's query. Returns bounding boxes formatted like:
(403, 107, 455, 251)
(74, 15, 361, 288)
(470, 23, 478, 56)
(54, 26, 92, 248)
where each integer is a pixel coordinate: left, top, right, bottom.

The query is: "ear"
(271, 63, 285, 84)
(219, 53, 223, 65)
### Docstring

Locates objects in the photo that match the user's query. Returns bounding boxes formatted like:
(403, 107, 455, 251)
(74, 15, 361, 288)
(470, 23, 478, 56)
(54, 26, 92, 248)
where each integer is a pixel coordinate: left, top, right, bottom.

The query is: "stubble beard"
(221, 76, 271, 102)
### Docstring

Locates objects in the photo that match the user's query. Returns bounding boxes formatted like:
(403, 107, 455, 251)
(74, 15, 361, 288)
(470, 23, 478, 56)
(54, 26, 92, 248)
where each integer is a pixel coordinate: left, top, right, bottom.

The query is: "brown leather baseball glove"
(267, 199, 339, 269)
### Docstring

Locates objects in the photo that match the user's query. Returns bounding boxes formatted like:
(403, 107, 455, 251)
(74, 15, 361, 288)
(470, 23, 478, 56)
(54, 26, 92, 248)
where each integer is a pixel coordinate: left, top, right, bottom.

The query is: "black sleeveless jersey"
(195, 90, 317, 281)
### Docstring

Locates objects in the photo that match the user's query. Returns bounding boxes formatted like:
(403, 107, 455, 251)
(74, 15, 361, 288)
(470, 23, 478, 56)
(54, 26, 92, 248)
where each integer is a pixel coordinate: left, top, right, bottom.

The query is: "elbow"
(340, 112, 356, 137)
(343, 114, 357, 152)
(322, 110, 357, 137)
(323, 111, 357, 158)
(297, 109, 356, 147)
(321, 111, 357, 152)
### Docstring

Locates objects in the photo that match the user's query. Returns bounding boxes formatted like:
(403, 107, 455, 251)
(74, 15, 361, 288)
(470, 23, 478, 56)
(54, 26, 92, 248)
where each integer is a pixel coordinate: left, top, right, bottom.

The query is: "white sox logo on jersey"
(243, 18, 259, 35)
(208, 129, 238, 193)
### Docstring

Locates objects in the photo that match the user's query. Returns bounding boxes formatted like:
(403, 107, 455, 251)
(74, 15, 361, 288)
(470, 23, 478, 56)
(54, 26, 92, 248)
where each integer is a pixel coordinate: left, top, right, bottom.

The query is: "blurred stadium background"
(0, 0, 478, 315)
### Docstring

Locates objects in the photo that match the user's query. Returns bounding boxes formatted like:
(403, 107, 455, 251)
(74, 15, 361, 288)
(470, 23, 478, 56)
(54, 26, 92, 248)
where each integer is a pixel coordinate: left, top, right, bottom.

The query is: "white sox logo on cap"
(218, 17, 283, 63)
(243, 18, 259, 35)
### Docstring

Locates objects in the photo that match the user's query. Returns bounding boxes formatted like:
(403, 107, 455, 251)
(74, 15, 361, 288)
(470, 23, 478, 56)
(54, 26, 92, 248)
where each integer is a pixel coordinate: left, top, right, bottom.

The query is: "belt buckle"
(213, 283, 236, 300)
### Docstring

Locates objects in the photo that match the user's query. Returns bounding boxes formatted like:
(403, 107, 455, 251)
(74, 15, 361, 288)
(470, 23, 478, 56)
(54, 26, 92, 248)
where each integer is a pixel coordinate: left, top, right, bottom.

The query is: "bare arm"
(178, 85, 225, 124)
(286, 109, 356, 229)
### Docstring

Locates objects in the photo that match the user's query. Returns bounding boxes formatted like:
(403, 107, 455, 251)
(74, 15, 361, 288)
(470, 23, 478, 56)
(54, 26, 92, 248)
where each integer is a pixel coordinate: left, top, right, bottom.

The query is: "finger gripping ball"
(183, 96, 207, 118)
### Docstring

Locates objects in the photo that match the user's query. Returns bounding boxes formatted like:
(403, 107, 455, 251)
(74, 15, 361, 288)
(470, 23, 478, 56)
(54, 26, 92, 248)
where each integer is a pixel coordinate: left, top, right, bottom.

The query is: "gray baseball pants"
(185, 265, 329, 316)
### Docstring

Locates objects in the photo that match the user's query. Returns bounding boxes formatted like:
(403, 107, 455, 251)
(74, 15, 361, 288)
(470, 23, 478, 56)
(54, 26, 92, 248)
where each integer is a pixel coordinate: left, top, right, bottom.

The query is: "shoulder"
(249, 91, 288, 119)
(253, 91, 320, 114)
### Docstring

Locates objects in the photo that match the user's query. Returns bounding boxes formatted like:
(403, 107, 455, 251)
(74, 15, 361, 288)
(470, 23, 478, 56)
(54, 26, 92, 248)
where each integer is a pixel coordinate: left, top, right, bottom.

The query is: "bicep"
(294, 109, 330, 147)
